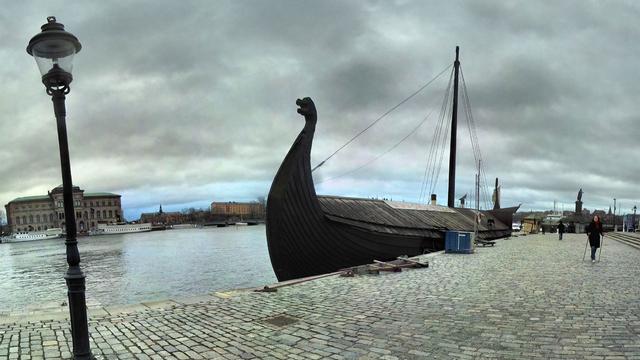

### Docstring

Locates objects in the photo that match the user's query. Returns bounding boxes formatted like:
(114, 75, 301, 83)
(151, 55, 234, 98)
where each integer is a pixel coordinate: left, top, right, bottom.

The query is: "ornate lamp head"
(27, 16, 81, 92)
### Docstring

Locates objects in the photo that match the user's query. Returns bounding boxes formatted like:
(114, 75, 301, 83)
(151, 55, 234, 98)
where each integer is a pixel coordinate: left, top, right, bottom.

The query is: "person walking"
(558, 220, 565, 240)
(585, 215, 604, 262)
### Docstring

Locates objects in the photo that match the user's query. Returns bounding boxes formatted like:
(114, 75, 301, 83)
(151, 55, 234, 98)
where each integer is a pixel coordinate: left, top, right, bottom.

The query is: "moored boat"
(90, 223, 152, 236)
(2, 228, 64, 243)
(266, 98, 517, 281)
(171, 224, 199, 229)
(266, 48, 518, 281)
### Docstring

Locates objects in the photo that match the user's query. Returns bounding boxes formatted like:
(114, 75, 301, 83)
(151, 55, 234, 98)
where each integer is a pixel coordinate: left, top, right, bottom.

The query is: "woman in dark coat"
(586, 215, 604, 262)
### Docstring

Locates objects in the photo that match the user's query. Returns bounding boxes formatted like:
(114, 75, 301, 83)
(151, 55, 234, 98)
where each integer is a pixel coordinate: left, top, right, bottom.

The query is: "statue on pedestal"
(575, 188, 583, 214)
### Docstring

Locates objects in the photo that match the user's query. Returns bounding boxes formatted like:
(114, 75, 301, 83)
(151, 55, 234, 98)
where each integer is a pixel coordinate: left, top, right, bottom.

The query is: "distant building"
(140, 205, 183, 224)
(623, 214, 638, 232)
(522, 214, 544, 234)
(4, 185, 122, 233)
(210, 201, 265, 219)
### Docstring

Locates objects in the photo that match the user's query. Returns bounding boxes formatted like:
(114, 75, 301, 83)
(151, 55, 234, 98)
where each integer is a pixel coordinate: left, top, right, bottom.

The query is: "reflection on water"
(0, 225, 276, 311)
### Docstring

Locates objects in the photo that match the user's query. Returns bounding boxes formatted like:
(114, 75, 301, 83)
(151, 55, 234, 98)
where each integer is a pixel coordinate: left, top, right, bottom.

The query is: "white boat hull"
(171, 224, 198, 229)
(92, 223, 152, 236)
(3, 228, 64, 243)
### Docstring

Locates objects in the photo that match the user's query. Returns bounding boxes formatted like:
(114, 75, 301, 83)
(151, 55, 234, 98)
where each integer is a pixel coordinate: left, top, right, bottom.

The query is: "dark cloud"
(1, 1, 639, 220)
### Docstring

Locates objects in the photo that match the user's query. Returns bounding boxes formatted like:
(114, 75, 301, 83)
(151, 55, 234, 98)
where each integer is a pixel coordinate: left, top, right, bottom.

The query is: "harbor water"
(0, 225, 276, 312)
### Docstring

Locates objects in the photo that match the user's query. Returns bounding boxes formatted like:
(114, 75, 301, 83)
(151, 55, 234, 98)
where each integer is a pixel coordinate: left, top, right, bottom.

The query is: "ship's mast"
(447, 46, 460, 207)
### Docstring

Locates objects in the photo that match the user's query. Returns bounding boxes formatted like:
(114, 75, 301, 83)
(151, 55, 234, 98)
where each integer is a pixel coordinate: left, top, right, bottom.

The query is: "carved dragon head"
(296, 97, 317, 121)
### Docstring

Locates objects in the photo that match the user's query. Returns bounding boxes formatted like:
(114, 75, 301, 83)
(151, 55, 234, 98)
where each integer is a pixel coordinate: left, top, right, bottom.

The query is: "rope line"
(311, 63, 453, 172)
(461, 67, 492, 209)
(317, 109, 435, 185)
(418, 68, 454, 202)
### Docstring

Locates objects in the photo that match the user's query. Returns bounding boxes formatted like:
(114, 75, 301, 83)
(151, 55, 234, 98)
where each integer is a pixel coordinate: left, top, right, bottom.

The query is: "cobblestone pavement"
(1, 233, 639, 359)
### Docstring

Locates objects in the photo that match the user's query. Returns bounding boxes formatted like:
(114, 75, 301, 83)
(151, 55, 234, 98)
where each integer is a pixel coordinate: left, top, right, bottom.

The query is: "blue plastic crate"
(445, 231, 474, 254)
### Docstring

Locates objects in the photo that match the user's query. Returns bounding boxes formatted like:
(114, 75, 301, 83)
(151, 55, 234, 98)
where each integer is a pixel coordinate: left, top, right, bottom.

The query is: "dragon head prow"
(296, 97, 317, 121)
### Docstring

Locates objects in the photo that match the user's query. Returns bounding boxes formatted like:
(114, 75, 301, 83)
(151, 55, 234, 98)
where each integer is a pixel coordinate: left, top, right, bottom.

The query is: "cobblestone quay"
(1, 233, 639, 359)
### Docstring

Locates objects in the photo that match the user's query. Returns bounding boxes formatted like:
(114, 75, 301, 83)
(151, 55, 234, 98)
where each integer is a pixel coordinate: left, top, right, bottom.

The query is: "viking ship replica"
(266, 47, 519, 281)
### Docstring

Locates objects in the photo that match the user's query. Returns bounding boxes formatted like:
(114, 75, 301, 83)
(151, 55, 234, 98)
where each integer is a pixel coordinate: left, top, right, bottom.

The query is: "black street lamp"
(27, 17, 94, 360)
(633, 205, 637, 232)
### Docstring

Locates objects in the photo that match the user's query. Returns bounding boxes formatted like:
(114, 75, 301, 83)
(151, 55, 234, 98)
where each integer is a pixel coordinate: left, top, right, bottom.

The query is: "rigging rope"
(460, 68, 492, 209)
(429, 99, 453, 197)
(311, 63, 453, 172)
(317, 108, 435, 185)
(418, 68, 454, 202)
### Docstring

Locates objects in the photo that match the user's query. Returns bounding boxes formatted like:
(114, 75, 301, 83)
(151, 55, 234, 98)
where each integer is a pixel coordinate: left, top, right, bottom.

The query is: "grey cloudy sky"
(1, 0, 639, 220)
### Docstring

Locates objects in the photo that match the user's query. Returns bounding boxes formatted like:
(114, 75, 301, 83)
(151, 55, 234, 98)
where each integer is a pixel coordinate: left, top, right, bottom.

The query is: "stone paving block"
(103, 304, 149, 315)
(1, 234, 640, 359)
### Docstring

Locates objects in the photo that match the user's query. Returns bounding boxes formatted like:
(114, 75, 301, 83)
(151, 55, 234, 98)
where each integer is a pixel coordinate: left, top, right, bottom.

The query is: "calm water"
(0, 225, 276, 311)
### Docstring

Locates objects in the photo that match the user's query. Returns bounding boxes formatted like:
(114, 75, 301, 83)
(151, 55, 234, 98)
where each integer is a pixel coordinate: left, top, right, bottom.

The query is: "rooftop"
(83, 192, 120, 198)
(7, 195, 50, 203)
(8, 189, 120, 204)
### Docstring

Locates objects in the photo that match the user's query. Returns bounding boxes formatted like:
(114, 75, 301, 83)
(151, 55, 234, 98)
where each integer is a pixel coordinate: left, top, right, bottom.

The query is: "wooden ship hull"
(266, 98, 518, 281)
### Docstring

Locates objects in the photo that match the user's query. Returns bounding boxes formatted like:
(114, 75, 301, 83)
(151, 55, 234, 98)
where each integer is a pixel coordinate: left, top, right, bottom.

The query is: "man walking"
(558, 220, 565, 240)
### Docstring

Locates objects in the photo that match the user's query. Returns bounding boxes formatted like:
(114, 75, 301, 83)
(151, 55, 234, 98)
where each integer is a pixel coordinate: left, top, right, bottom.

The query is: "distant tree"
(257, 196, 266, 206)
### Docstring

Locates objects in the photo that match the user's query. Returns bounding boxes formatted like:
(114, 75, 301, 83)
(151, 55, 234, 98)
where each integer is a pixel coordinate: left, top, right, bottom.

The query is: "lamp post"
(27, 17, 93, 360)
(634, 205, 637, 232)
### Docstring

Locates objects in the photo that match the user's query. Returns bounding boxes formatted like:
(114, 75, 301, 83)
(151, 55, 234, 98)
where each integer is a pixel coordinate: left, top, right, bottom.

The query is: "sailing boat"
(266, 48, 519, 281)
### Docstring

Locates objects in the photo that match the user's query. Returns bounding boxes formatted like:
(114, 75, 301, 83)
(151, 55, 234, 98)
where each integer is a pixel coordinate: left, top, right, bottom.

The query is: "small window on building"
(16, 217, 21, 225)
(108, 210, 113, 218)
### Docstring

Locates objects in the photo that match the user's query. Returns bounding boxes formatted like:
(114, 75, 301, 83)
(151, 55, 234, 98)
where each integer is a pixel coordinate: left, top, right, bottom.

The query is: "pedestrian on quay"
(558, 220, 565, 240)
(585, 215, 604, 262)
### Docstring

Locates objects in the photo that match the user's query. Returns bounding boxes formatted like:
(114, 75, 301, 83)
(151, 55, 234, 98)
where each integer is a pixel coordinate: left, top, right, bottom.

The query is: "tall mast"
(447, 46, 460, 207)
(476, 160, 481, 211)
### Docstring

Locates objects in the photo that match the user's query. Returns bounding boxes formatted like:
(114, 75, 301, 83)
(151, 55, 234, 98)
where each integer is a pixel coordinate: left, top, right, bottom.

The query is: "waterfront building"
(210, 201, 265, 219)
(140, 205, 183, 224)
(4, 185, 122, 234)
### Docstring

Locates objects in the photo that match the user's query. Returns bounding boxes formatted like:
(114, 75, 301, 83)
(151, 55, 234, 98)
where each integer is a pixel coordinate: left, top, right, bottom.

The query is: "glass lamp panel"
(34, 53, 75, 76)
(31, 38, 77, 75)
